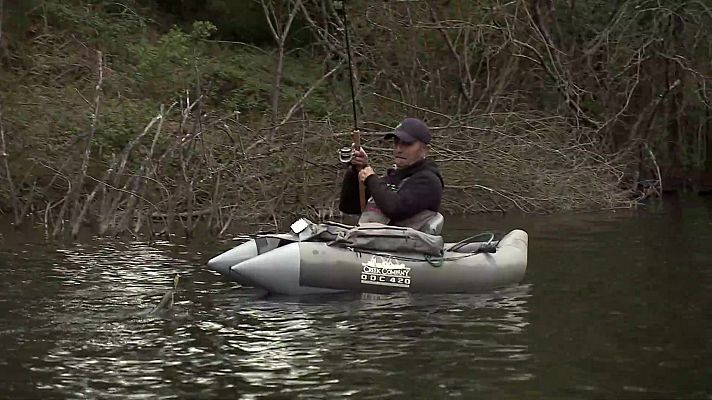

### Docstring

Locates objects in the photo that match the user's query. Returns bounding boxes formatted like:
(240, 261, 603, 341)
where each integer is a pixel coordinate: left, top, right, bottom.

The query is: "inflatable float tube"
(207, 229, 528, 296)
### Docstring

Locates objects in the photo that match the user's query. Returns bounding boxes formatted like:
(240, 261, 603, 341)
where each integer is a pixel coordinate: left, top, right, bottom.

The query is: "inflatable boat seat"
(420, 212, 444, 235)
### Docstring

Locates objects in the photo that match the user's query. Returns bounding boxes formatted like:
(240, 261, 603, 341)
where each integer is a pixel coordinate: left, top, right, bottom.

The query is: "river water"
(1, 195, 711, 399)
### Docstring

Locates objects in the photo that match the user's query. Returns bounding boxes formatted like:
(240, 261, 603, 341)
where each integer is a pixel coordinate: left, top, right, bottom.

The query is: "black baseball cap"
(384, 118, 432, 144)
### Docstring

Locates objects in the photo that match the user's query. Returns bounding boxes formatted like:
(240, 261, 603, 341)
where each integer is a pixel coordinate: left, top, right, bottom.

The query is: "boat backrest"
(328, 223, 444, 256)
(285, 219, 445, 255)
(419, 212, 444, 235)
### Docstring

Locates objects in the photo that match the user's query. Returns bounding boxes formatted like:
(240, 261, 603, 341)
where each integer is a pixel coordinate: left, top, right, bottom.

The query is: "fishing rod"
(334, 0, 358, 130)
(334, 0, 366, 211)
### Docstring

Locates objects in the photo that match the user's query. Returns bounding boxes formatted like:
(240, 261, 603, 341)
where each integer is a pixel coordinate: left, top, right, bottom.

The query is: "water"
(1, 195, 711, 399)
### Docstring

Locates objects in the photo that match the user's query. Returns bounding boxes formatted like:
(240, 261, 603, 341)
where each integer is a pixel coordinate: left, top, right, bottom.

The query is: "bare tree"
(262, 0, 302, 144)
(54, 50, 104, 237)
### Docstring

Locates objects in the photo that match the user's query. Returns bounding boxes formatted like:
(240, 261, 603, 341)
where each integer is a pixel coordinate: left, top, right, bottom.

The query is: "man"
(339, 117, 444, 229)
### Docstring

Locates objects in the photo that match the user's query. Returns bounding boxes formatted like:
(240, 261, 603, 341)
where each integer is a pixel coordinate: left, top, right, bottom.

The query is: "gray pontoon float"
(207, 216, 528, 295)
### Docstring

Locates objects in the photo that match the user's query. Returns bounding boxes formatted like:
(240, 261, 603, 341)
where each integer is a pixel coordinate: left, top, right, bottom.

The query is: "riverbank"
(1, 1, 710, 238)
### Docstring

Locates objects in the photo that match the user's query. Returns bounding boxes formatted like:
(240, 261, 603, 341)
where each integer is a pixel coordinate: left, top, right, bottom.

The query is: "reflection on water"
(0, 238, 532, 399)
(1, 195, 711, 399)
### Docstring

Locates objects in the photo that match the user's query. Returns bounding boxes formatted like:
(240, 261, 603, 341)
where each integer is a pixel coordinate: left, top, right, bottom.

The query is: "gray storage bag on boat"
(289, 219, 444, 256)
(324, 223, 444, 256)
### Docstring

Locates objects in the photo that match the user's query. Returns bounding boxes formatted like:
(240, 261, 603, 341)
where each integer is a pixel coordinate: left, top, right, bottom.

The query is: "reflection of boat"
(207, 220, 528, 296)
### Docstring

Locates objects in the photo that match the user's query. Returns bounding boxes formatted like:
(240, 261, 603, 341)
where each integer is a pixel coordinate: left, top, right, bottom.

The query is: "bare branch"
(0, 99, 22, 226)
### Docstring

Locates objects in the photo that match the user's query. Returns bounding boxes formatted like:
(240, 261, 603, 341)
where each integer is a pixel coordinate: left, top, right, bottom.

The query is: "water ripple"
(1, 238, 535, 399)
(5, 202, 710, 399)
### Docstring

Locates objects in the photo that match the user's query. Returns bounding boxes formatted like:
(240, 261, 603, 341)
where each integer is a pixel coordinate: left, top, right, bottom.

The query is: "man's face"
(393, 138, 427, 169)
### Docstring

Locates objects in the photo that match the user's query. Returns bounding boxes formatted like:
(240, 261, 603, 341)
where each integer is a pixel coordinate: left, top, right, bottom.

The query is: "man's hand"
(351, 143, 368, 169)
(358, 166, 375, 183)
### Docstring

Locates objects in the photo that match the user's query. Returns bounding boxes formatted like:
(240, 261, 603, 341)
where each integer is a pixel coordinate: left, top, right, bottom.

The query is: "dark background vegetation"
(0, 0, 710, 238)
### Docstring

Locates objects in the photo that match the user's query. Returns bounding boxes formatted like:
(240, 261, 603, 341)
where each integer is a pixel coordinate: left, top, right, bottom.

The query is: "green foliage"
(33, 1, 149, 46)
(1, 1, 42, 36)
(191, 20, 218, 41)
(148, 0, 297, 44)
(281, 56, 333, 116)
(214, 52, 274, 114)
(199, 0, 273, 43)
(96, 100, 158, 153)
(210, 50, 335, 116)
(130, 21, 216, 95)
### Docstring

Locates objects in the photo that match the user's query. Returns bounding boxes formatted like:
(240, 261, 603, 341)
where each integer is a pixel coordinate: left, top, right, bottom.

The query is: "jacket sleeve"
(364, 171, 442, 221)
(339, 166, 371, 215)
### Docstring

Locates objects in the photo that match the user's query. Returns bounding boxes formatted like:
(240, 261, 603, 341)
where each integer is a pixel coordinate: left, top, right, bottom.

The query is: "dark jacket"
(339, 159, 444, 221)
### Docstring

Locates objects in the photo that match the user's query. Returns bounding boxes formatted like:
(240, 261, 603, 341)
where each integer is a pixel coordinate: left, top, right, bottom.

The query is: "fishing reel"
(338, 146, 353, 167)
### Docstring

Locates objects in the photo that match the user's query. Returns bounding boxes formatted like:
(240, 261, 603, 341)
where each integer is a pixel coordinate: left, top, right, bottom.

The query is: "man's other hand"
(351, 143, 368, 169)
(358, 166, 375, 183)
